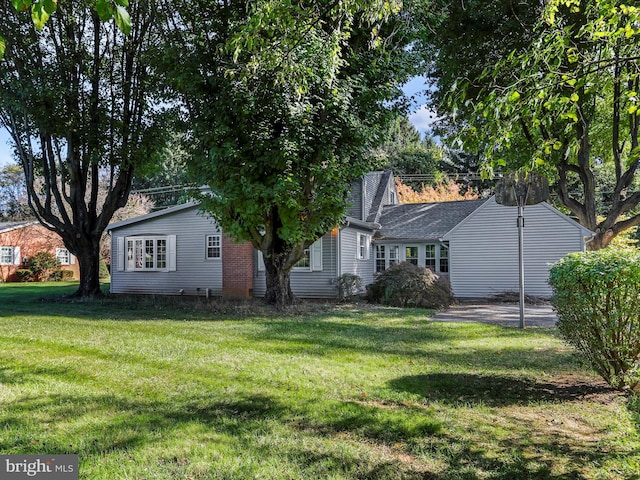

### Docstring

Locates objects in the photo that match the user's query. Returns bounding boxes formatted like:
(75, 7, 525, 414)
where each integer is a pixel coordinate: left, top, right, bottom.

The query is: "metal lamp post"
(495, 172, 549, 328)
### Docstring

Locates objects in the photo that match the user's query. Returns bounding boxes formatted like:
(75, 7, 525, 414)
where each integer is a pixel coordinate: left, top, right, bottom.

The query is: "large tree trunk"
(263, 261, 296, 308)
(67, 235, 103, 298)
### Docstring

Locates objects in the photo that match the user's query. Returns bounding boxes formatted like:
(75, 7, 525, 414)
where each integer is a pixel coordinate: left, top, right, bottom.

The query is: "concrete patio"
(432, 303, 557, 327)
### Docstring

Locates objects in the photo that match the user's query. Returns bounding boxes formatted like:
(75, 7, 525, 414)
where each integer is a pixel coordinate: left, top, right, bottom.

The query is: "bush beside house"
(367, 262, 453, 309)
(549, 248, 640, 392)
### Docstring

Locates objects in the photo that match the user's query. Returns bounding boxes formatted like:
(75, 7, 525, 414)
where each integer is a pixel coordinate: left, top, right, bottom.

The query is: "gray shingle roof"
(0, 221, 36, 234)
(376, 199, 487, 241)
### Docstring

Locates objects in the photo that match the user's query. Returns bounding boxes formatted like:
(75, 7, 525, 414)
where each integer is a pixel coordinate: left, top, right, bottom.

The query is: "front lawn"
(0, 283, 638, 479)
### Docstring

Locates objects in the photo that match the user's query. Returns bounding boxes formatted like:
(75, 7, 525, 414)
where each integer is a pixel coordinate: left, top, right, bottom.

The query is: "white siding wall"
(446, 198, 587, 298)
(110, 206, 223, 296)
(252, 231, 339, 298)
(340, 227, 375, 288)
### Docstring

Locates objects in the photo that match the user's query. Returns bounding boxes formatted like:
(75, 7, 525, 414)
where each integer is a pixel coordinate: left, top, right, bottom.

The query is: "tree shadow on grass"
(389, 373, 619, 407)
(0, 391, 439, 479)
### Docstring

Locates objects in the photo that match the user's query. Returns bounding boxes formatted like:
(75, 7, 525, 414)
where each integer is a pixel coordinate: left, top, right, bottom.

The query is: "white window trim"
(205, 234, 222, 260)
(119, 235, 176, 272)
(292, 238, 323, 272)
(373, 243, 401, 271)
(0, 246, 19, 265)
(375, 244, 386, 273)
(404, 245, 419, 265)
(56, 248, 71, 265)
(424, 243, 450, 274)
(357, 233, 371, 260)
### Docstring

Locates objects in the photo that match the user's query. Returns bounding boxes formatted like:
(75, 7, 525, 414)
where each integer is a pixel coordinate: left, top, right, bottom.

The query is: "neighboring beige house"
(0, 221, 79, 282)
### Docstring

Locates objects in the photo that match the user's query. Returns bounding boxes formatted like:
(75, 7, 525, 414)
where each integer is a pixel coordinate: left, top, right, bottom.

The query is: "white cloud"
(409, 104, 439, 136)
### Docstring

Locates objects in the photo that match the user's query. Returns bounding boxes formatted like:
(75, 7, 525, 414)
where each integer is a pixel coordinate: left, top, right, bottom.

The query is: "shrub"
(48, 269, 74, 281)
(367, 262, 453, 309)
(28, 252, 61, 282)
(15, 269, 33, 282)
(549, 248, 640, 392)
(99, 258, 110, 280)
(336, 273, 362, 300)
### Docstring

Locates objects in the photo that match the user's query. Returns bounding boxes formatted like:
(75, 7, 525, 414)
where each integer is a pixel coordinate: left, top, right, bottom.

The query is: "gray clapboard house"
(108, 171, 593, 299)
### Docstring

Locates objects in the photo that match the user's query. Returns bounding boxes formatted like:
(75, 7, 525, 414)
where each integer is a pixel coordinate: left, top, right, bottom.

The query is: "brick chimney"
(222, 234, 254, 298)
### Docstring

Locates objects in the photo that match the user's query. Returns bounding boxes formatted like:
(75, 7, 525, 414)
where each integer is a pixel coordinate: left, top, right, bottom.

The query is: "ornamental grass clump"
(549, 248, 640, 392)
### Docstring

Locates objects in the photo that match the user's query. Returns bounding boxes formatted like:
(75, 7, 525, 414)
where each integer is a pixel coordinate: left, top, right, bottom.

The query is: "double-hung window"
(56, 248, 71, 265)
(425, 244, 436, 271)
(293, 247, 311, 269)
(0, 246, 16, 265)
(405, 246, 418, 265)
(375, 245, 386, 272)
(126, 237, 167, 271)
(206, 235, 221, 259)
(357, 233, 371, 260)
(292, 238, 323, 271)
(439, 244, 449, 273)
(424, 243, 449, 273)
(388, 245, 399, 266)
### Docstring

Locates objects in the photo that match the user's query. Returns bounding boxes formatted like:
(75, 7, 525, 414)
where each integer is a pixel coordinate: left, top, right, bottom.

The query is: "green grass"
(1, 282, 639, 479)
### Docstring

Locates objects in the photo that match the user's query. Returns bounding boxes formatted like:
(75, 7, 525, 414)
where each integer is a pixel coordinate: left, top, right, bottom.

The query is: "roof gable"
(376, 199, 487, 241)
(108, 202, 200, 231)
(366, 170, 394, 224)
(442, 196, 594, 240)
(0, 221, 38, 234)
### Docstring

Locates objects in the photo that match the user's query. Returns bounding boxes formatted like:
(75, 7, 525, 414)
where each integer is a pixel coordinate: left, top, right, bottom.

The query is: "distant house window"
(440, 244, 449, 273)
(357, 233, 370, 260)
(126, 237, 167, 271)
(405, 246, 418, 265)
(425, 244, 436, 271)
(206, 235, 221, 259)
(0, 246, 15, 265)
(56, 248, 70, 265)
(375, 245, 386, 272)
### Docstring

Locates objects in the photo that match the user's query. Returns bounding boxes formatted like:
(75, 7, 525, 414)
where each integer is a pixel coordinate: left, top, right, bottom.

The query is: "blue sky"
(0, 77, 433, 169)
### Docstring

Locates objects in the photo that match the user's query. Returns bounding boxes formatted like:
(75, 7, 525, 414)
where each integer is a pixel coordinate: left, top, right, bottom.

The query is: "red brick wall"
(0, 224, 80, 282)
(221, 234, 254, 298)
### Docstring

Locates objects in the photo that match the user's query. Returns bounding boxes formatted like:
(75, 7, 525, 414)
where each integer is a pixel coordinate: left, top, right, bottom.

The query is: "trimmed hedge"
(549, 248, 640, 392)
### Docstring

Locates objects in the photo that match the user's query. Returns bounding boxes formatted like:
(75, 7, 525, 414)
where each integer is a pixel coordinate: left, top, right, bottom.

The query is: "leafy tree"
(0, 164, 31, 220)
(165, 0, 416, 306)
(442, 0, 640, 249)
(0, 0, 167, 297)
(417, 0, 542, 140)
(0, 0, 131, 59)
(132, 132, 192, 209)
(373, 115, 443, 182)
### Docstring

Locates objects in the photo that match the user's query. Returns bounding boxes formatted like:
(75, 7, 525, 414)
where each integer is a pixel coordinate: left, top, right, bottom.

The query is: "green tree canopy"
(437, 0, 640, 249)
(165, 0, 416, 306)
(0, 0, 167, 297)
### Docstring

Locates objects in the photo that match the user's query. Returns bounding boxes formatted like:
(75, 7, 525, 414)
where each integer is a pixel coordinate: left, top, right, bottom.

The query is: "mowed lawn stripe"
(0, 283, 638, 479)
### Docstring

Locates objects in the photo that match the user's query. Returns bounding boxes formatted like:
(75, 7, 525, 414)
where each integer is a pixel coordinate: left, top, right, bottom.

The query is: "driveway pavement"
(432, 303, 557, 327)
